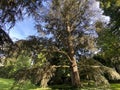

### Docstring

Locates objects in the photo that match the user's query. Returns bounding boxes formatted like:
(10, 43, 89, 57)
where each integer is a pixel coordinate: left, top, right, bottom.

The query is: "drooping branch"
(52, 49, 72, 63)
(41, 46, 72, 63)
(0, 28, 13, 45)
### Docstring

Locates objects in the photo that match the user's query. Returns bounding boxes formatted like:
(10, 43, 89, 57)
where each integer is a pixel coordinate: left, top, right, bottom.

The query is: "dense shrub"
(0, 66, 15, 78)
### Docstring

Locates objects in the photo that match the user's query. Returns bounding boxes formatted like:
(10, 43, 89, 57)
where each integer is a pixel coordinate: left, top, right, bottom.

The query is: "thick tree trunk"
(70, 57, 80, 87)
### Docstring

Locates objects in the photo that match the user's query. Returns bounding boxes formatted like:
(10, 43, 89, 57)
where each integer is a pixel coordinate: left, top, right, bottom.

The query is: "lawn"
(0, 78, 52, 90)
(0, 78, 14, 90)
(110, 83, 120, 90)
(0, 78, 120, 90)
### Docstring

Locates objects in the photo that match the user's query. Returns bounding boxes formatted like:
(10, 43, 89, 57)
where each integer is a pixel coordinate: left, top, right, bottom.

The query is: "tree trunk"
(70, 57, 80, 87)
(67, 25, 81, 87)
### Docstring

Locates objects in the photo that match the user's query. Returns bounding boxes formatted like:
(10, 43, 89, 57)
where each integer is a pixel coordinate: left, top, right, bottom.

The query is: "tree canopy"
(97, 0, 120, 65)
(0, 0, 120, 88)
(32, 0, 109, 87)
(99, 0, 120, 36)
(0, 0, 43, 29)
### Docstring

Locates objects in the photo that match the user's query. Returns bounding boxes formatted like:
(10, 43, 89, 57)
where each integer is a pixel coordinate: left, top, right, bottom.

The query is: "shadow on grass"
(49, 84, 74, 90)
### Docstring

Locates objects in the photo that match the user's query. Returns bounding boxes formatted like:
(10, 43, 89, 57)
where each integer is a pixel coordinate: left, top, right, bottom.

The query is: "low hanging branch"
(52, 65, 70, 68)
(52, 49, 72, 63)
(0, 28, 13, 45)
(41, 46, 73, 63)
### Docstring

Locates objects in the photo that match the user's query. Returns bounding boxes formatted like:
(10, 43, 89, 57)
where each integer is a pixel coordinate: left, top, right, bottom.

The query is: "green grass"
(110, 83, 120, 90)
(0, 78, 120, 90)
(0, 78, 52, 90)
(0, 78, 14, 90)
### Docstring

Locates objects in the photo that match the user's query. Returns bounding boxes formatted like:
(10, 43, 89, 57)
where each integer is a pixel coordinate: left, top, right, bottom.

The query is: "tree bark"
(67, 25, 81, 87)
(70, 57, 80, 87)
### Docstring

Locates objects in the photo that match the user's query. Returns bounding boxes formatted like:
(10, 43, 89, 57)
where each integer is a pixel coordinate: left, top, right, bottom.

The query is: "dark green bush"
(0, 66, 15, 78)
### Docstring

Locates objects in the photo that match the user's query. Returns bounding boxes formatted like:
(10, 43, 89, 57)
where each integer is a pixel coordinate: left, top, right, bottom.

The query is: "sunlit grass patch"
(110, 83, 120, 90)
(0, 78, 14, 90)
(0, 78, 52, 90)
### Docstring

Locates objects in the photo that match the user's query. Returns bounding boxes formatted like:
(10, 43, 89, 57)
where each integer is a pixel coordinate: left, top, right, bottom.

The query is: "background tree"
(0, 0, 43, 62)
(99, 0, 120, 36)
(97, 0, 120, 71)
(0, 28, 13, 66)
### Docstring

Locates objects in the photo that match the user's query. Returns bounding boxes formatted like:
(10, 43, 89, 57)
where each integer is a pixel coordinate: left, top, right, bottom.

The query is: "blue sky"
(9, 16, 38, 41)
